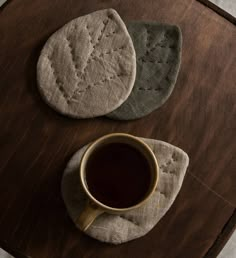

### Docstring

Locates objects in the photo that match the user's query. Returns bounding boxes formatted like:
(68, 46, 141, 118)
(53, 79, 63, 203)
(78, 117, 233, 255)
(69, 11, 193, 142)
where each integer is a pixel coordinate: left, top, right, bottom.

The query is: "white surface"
(0, 0, 7, 7)
(218, 230, 236, 258)
(209, 0, 236, 18)
(0, 248, 14, 258)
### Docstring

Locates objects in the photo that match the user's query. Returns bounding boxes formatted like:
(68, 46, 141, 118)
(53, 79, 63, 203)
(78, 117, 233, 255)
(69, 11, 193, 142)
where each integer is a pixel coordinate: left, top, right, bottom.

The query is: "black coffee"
(85, 142, 152, 208)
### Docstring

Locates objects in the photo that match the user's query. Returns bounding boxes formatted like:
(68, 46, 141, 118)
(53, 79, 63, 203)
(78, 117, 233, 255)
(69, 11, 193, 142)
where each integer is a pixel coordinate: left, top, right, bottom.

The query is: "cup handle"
(75, 200, 104, 231)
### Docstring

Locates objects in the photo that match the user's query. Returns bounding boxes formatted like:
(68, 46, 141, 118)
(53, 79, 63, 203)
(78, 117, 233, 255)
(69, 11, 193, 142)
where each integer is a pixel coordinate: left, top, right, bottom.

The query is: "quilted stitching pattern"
(62, 138, 189, 244)
(37, 9, 136, 118)
(107, 21, 182, 120)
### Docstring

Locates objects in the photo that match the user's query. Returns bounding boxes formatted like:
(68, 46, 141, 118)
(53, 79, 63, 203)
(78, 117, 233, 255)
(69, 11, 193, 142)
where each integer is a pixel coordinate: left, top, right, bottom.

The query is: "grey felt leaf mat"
(37, 9, 136, 118)
(107, 22, 182, 120)
(61, 138, 189, 244)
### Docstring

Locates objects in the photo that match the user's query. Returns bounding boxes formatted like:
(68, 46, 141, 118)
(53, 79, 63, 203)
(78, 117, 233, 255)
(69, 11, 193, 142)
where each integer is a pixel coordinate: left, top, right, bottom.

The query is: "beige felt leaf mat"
(37, 9, 136, 118)
(62, 138, 189, 244)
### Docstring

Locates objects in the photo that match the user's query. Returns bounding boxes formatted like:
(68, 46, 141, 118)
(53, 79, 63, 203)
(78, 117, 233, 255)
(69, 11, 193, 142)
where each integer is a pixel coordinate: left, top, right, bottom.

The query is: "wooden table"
(0, 0, 235, 257)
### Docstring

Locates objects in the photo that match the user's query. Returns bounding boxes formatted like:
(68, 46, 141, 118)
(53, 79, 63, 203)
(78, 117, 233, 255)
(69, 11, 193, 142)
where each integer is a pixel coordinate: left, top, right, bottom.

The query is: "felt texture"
(37, 9, 136, 118)
(107, 22, 182, 120)
(62, 137, 189, 244)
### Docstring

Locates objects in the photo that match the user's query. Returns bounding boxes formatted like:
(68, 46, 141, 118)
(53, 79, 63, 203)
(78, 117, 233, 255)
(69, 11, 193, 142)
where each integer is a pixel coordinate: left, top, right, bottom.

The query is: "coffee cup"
(76, 133, 159, 231)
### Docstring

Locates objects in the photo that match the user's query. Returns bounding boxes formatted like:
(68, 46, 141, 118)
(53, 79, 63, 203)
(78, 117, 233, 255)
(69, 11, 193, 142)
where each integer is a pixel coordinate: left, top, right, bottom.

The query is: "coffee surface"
(85, 143, 152, 208)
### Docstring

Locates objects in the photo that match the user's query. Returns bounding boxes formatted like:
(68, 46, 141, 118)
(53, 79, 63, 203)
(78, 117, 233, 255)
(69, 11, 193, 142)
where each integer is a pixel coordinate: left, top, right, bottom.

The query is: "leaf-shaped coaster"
(107, 22, 182, 120)
(37, 9, 136, 118)
(62, 137, 189, 244)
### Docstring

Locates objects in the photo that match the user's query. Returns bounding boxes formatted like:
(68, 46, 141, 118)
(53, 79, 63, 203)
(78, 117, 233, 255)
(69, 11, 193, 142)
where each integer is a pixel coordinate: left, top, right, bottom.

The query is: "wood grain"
(0, 0, 235, 257)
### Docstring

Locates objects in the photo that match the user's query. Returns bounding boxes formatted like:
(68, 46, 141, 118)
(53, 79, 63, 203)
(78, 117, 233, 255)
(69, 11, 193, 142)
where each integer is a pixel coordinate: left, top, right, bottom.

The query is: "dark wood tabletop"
(0, 0, 235, 257)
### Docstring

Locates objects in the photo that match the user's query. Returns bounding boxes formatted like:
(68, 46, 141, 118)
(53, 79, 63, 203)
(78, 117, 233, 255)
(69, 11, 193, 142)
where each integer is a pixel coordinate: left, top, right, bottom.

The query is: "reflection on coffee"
(85, 143, 152, 208)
